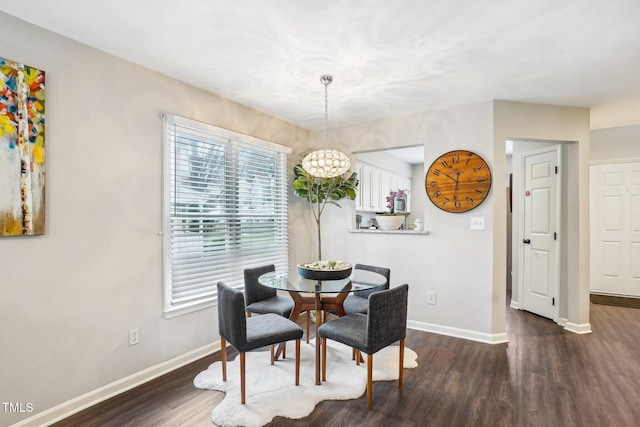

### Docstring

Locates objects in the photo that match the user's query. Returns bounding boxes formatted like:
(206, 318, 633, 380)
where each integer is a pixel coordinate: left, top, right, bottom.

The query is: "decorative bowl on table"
(297, 260, 352, 280)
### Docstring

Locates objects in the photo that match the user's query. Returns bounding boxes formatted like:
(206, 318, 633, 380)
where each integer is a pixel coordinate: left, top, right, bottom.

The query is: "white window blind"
(162, 114, 290, 317)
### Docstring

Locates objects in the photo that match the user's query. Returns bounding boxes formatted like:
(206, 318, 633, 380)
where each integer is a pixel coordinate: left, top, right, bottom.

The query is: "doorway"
(509, 140, 568, 323)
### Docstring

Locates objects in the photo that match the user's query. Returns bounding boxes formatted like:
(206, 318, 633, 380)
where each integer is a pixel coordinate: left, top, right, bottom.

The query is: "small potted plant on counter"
(376, 189, 408, 230)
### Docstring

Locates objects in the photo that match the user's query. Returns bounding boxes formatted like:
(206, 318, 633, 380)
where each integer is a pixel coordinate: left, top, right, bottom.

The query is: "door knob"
(523, 238, 531, 244)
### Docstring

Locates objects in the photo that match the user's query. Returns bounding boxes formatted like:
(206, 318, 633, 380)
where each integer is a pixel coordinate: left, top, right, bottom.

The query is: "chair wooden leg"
(352, 348, 356, 360)
(306, 311, 310, 344)
(367, 354, 373, 409)
(295, 339, 301, 386)
(355, 350, 361, 366)
(399, 338, 405, 388)
(321, 337, 327, 381)
(271, 344, 275, 365)
(220, 337, 227, 381)
(246, 312, 251, 318)
(240, 352, 246, 404)
(283, 342, 287, 359)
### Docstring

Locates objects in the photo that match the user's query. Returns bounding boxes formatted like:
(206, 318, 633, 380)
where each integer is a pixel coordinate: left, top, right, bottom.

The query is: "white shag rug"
(194, 338, 418, 427)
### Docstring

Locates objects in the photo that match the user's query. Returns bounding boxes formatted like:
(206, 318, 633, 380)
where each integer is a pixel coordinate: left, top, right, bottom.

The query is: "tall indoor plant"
(293, 162, 358, 260)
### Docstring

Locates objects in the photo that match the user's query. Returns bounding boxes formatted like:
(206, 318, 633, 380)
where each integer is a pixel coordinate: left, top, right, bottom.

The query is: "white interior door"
(590, 161, 640, 297)
(520, 145, 560, 320)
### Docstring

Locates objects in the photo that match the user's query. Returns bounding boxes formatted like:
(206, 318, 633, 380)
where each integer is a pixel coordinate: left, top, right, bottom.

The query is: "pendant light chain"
(324, 77, 329, 149)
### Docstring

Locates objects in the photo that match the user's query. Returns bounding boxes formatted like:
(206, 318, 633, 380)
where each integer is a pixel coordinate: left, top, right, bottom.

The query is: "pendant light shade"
(301, 149, 351, 179)
(302, 75, 351, 178)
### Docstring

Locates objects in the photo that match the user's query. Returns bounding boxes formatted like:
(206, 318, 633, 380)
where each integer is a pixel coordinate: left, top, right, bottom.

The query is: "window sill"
(163, 298, 217, 319)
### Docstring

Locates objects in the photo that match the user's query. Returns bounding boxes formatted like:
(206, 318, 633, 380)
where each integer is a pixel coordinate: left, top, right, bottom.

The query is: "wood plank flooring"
(53, 297, 640, 426)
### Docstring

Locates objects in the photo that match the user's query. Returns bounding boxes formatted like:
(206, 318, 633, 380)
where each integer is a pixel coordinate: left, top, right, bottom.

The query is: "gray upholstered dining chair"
(342, 264, 391, 315)
(244, 264, 312, 344)
(244, 264, 294, 318)
(217, 281, 304, 404)
(318, 284, 409, 409)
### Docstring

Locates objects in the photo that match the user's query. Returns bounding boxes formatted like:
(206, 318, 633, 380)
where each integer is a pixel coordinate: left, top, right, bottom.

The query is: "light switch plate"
(470, 216, 485, 230)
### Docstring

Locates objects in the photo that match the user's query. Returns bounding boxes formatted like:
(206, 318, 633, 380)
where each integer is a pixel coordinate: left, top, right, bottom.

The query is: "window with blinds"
(162, 114, 291, 317)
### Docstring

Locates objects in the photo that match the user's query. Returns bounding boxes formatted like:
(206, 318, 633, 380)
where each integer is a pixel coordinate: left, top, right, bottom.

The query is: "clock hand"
(444, 173, 457, 182)
(453, 172, 460, 200)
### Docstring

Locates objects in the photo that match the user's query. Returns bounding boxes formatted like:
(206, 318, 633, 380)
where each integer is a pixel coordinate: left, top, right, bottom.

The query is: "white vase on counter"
(375, 215, 405, 230)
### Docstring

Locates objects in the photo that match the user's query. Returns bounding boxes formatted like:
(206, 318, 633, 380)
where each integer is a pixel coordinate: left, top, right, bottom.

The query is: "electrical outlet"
(427, 291, 436, 305)
(129, 328, 139, 346)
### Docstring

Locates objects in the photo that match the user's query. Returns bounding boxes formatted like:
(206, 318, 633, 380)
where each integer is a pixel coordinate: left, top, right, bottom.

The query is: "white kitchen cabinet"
(359, 162, 382, 211)
(355, 161, 364, 211)
(379, 170, 393, 210)
(355, 161, 411, 213)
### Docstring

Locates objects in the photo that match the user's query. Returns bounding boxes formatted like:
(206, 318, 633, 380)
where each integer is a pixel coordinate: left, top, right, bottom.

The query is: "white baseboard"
(11, 342, 220, 427)
(408, 321, 509, 345)
(564, 322, 592, 334)
(511, 303, 576, 331)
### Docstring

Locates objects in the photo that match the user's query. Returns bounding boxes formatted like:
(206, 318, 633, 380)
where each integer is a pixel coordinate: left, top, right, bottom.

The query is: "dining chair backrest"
(318, 283, 409, 409)
(217, 282, 248, 350)
(244, 264, 276, 306)
(366, 283, 408, 354)
(354, 263, 390, 298)
(217, 281, 304, 404)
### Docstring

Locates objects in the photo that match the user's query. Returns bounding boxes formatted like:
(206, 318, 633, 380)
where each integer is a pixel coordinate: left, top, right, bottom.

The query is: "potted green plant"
(292, 162, 358, 260)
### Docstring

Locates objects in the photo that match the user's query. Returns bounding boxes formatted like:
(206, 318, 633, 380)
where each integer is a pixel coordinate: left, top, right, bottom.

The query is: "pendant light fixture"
(301, 74, 351, 178)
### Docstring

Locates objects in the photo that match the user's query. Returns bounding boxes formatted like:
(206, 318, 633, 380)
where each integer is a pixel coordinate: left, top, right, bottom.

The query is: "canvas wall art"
(0, 57, 45, 236)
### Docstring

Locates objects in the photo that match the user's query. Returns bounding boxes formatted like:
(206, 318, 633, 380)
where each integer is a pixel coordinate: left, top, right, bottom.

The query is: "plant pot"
(375, 215, 404, 230)
(394, 198, 406, 213)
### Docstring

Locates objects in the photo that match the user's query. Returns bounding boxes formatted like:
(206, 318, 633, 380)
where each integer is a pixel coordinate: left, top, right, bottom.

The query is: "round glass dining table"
(258, 269, 387, 385)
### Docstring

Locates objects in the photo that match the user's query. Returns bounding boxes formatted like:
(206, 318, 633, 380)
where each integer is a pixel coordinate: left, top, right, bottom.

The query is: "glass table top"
(258, 269, 386, 294)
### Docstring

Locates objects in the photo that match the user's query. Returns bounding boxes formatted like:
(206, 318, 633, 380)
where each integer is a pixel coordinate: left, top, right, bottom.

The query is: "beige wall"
(591, 124, 640, 162)
(320, 103, 502, 341)
(316, 101, 592, 342)
(591, 97, 640, 130)
(0, 12, 309, 426)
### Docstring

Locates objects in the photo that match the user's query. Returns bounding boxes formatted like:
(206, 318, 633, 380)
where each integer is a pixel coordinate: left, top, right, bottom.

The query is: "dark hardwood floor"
(53, 296, 640, 427)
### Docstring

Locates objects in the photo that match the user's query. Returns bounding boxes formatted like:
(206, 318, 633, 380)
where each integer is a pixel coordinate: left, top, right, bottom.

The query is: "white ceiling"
(1, 0, 640, 131)
(385, 146, 425, 164)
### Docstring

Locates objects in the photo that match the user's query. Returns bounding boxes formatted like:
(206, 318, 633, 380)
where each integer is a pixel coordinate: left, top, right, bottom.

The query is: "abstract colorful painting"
(0, 57, 45, 236)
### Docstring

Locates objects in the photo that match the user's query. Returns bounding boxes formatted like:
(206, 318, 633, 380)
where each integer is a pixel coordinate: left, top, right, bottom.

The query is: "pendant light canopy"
(301, 75, 351, 178)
